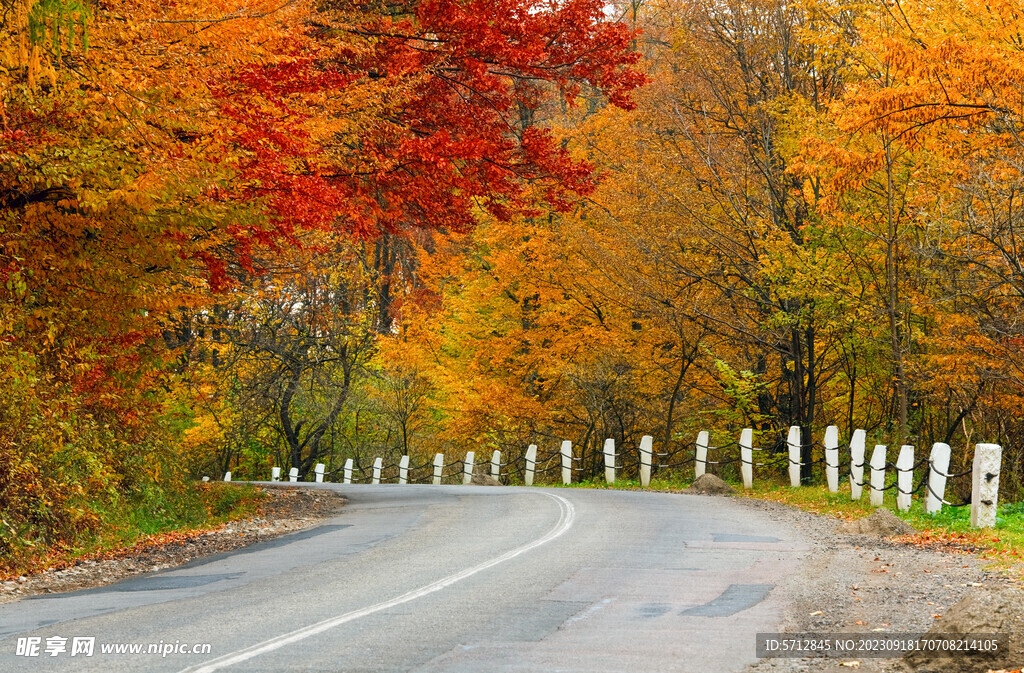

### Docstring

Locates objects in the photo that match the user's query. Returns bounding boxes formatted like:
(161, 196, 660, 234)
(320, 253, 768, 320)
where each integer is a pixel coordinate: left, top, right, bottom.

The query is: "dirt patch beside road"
(0, 485, 346, 604)
(738, 498, 1023, 673)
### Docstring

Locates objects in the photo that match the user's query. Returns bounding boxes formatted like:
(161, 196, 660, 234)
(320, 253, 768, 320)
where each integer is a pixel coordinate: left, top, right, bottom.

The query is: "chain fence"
(247, 427, 1005, 518)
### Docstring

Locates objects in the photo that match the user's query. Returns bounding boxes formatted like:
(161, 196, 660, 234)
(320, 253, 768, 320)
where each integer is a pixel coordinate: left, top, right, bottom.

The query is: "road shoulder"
(0, 485, 345, 604)
(734, 497, 1022, 673)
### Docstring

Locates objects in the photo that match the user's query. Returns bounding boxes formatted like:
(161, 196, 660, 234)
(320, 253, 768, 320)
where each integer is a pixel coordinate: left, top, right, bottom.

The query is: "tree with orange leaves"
(0, 0, 642, 557)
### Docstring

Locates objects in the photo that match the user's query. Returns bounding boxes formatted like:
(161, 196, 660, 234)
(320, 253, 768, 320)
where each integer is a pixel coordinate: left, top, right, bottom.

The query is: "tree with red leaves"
(214, 0, 644, 272)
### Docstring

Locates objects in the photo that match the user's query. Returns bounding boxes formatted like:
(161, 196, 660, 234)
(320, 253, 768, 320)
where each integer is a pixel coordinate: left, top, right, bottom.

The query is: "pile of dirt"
(687, 473, 736, 495)
(838, 507, 916, 537)
(903, 586, 1024, 672)
(258, 485, 348, 519)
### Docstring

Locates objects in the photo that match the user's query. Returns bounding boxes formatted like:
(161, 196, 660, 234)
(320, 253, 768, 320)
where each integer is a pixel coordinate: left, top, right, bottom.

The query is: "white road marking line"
(178, 491, 575, 673)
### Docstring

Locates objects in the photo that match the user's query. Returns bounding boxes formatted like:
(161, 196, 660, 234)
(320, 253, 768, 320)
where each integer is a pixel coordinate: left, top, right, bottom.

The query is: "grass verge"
(1, 482, 266, 580)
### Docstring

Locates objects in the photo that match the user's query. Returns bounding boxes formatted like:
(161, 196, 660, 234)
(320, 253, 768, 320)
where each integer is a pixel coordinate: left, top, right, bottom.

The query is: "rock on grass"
(470, 472, 501, 486)
(687, 474, 736, 495)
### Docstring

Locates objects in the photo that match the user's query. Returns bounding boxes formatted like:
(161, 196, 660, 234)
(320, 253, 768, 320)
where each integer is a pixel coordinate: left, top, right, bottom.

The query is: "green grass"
(2, 482, 266, 578)
(95, 481, 266, 548)
(122, 482, 264, 536)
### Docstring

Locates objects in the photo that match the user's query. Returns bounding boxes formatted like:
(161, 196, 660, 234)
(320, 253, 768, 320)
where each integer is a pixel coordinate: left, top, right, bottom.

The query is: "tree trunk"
(884, 139, 909, 443)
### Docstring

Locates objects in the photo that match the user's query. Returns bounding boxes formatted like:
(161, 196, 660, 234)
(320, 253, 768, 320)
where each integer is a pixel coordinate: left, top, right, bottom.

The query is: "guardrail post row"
(895, 445, 913, 511)
(869, 445, 886, 507)
(432, 453, 444, 485)
(786, 426, 801, 488)
(343, 459, 353, 484)
(926, 442, 951, 515)
(524, 445, 537, 486)
(490, 450, 501, 483)
(849, 429, 866, 500)
(603, 438, 616, 485)
(740, 428, 753, 490)
(399, 455, 410, 484)
(463, 451, 475, 485)
(824, 426, 839, 493)
(560, 440, 572, 485)
(971, 443, 1002, 528)
(224, 471, 231, 482)
(314, 463, 325, 483)
(695, 430, 709, 479)
(289, 467, 299, 483)
(372, 457, 382, 484)
(639, 435, 653, 487)
(271, 467, 281, 482)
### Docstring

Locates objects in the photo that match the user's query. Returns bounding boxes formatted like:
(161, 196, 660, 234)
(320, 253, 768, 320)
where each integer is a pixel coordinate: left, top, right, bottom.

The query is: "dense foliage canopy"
(4, 0, 1024, 566)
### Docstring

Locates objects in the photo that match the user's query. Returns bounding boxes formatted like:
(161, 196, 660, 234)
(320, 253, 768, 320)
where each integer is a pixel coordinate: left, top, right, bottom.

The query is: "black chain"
(309, 432, 982, 500)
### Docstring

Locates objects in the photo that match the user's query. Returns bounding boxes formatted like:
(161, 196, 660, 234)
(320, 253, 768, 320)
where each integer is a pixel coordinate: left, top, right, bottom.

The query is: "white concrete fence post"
(432, 453, 444, 485)
(314, 463, 325, 483)
(603, 438, 616, 485)
(560, 440, 572, 485)
(343, 459, 353, 484)
(224, 471, 231, 482)
(463, 451, 475, 485)
(639, 435, 653, 487)
(372, 457, 382, 484)
(289, 467, 299, 483)
(869, 444, 886, 507)
(490, 450, 501, 483)
(399, 455, 410, 484)
(524, 444, 537, 486)
(926, 442, 951, 515)
(850, 429, 866, 500)
(271, 467, 281, 482)
(896, 445, 914, 511)
(971, 443, 1002, 528)
(740, 428, 754, 490)
(787, 426, 801, 488)
(695, 430, 709, 479)
(824, 425, 840, 493)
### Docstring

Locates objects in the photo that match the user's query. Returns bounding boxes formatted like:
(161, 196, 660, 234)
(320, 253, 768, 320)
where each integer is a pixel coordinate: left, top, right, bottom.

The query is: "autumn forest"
(3, 0, 1024, 564)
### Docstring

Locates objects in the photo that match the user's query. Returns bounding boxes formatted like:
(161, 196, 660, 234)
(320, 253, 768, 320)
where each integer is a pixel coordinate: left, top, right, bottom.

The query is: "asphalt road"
(0, 485, 811, 672)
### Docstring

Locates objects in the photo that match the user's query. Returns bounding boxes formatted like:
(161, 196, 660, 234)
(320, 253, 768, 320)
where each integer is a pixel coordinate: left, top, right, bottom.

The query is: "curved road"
(0, 485, 810, 672)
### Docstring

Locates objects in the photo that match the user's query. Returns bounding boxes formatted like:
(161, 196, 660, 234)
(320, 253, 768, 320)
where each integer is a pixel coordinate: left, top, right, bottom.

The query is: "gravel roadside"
(734, 497, 1023, 673)
(0, 485, 346, 604)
